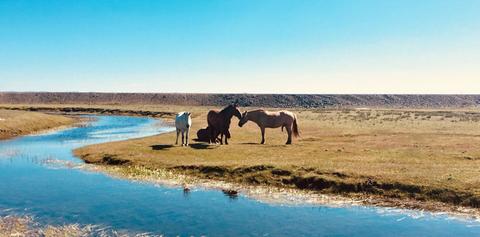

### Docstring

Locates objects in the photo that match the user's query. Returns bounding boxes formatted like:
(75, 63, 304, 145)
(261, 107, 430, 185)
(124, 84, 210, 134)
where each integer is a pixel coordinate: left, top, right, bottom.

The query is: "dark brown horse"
(207, 104, 241, 145)
(195, 126, 230, 143)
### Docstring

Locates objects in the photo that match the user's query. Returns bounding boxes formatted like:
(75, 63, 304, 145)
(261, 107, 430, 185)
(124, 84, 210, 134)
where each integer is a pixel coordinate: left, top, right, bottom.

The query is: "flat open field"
(68, 105, 480, 211)
(0, 109, 76, 140)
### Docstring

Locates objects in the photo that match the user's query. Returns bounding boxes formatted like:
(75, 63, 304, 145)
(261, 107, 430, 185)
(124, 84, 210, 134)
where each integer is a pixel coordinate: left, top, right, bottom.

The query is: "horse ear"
(233, 99, 239, 107)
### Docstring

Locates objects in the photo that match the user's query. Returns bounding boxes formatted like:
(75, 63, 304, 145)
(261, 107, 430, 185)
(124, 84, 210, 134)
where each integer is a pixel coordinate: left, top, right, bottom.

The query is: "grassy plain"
(0, 109, 76, 140)
(67, 105, 480, 211)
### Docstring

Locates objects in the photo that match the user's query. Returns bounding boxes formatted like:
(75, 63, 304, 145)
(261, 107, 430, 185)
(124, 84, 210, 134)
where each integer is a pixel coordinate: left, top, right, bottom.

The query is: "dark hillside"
(1, 92, 480, 108)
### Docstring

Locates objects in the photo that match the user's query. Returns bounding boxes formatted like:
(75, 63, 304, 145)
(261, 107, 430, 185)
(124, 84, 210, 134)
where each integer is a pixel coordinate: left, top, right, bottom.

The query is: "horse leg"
(181, 131, 185, 146)
(185, 128, 189, 146)
(209, 127, 215, 144)
(260, 127, 265, 144)
(176, 128, 180, 145)
(220, 133, 224, 145)
(286, 124, 292, 145)
(224, 130, 229, 145)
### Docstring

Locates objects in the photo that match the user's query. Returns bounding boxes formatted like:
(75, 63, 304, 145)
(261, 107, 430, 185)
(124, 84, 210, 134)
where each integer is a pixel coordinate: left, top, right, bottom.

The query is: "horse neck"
(245, 111, 260, 124)
(220, 107, 235, 119)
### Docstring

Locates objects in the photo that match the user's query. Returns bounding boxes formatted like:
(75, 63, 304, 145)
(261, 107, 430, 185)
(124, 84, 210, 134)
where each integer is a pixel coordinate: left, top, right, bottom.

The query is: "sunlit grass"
(0, 109, 76, 140)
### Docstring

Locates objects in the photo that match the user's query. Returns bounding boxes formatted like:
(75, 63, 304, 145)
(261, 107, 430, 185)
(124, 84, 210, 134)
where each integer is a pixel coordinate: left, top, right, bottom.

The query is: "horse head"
(232, 104, 242, 119)
(238, 111, 248, 127)
(222, 104, 242, 119)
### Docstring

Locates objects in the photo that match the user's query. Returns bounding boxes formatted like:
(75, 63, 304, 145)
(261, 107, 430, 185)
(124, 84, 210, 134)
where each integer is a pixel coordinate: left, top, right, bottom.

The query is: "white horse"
(175, 112, 192, 146)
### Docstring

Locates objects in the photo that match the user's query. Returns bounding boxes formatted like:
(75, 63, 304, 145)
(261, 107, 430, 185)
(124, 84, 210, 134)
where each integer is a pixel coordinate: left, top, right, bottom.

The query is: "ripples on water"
(0, 115, 479, 236)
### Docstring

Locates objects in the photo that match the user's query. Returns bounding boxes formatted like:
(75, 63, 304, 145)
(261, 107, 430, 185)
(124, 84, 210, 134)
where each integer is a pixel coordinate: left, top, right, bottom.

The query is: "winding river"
(0, 115, 479, 236)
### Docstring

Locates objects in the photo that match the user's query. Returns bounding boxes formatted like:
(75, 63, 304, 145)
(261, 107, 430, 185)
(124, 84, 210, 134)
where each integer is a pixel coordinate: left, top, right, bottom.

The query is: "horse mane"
(248, 109, 265, 114)
(220, 104, 235, 114)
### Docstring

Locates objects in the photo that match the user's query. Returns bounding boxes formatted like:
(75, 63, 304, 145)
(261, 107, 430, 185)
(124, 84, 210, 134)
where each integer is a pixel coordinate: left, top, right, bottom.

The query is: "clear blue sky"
(1, 0, 479, 93)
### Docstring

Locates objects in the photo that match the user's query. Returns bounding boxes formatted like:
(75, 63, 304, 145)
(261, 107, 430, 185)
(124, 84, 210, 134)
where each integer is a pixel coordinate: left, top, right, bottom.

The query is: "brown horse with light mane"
(207, 104, 242, 145)
(238, 109, 299, 144)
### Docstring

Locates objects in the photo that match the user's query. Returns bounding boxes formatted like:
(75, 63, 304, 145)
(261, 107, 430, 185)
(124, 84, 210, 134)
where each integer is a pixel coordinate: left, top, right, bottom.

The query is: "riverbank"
(0, 109, 77, 140)
(72, 105, 480, 214)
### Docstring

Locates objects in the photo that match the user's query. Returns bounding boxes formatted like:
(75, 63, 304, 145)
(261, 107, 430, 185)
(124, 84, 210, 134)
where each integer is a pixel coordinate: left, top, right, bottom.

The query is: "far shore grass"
(2, 103, 480, 213)
(0, 109, 76, 140)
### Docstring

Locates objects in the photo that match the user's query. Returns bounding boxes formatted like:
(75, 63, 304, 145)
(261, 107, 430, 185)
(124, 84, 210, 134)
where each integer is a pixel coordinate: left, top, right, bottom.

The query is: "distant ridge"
(1, 92, 480, 108)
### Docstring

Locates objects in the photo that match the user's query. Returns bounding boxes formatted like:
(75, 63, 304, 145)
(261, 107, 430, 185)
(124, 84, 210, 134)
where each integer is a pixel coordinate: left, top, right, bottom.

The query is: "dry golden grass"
(0, 215, 92, 237)
(0, 109, 76, 140)
(71, 105, 480, 209)
(0, 214, 145, 237)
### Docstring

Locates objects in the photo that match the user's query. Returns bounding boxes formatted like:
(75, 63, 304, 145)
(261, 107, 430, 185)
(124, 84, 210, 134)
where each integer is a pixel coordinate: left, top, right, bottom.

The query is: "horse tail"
(293, 115, 300, 137)
(207, 111, 213, 126)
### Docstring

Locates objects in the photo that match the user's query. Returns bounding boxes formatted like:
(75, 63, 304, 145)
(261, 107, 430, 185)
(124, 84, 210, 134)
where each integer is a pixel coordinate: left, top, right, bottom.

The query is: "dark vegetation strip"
(0, 106, 175, 118)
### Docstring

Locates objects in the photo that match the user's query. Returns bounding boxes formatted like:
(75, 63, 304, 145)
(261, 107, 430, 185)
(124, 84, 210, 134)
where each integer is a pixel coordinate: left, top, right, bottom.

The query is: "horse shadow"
(240, 142, 288, 147)
(241, 142, 261, 145)
(150, 144, 174, 150)
(189, 143, 217, 150)
(150, 143, 217, 150)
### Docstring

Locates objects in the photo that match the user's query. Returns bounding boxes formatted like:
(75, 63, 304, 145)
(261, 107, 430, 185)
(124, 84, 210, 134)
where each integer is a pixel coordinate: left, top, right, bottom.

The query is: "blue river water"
(0, 115, 479, 236)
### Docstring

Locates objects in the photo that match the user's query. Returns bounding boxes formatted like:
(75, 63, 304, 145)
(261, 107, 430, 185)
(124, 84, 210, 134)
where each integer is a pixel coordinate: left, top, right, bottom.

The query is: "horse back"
(207, 110, 223, 126)
(207, 110, 214, 126)
(279, 110, 295, 118)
